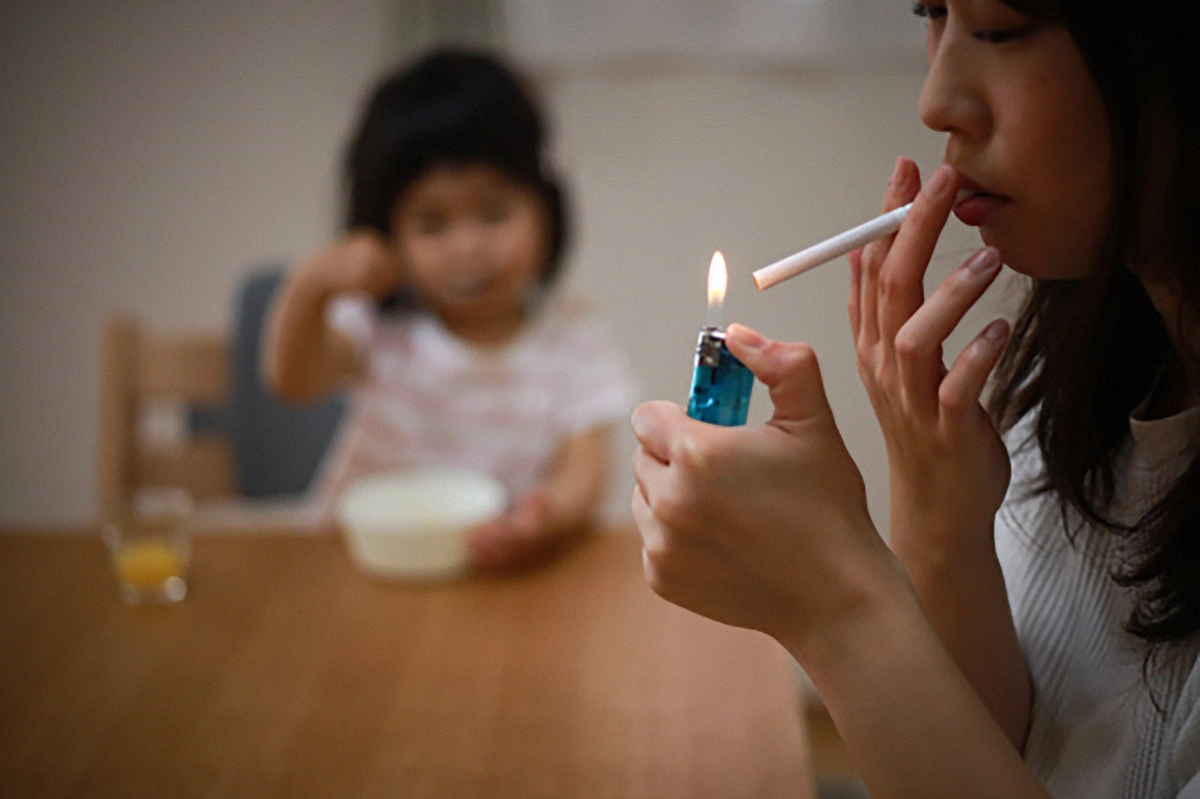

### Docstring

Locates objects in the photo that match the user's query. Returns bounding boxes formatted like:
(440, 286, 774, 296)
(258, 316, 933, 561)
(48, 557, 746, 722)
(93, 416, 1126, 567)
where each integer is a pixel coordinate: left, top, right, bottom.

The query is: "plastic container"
(336, 468, 507, 580)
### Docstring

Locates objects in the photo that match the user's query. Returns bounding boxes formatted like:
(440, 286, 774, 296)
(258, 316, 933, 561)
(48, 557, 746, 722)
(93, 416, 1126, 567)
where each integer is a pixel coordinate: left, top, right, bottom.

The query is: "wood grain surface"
(0, 530, 813, 798)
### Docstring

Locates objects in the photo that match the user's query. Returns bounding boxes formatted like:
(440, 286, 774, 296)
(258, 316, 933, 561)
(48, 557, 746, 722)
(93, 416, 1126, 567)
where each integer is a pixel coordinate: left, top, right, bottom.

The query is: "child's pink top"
(310, 293, 638, 521)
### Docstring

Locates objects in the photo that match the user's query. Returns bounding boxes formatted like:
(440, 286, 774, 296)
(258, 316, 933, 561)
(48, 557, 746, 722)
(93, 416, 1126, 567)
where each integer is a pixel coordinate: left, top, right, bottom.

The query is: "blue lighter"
(685, 251, 753, 426)
(687, 327, 753, 425)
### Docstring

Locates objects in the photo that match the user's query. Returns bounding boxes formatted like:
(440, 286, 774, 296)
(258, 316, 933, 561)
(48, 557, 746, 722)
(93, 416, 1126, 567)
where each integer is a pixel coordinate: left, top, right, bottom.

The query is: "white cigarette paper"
(753, 203, 913, 291)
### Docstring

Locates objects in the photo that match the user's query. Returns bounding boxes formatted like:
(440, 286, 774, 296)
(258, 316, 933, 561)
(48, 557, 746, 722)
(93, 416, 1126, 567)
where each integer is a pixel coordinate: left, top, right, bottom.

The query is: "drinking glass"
(102, 488, 193, 605)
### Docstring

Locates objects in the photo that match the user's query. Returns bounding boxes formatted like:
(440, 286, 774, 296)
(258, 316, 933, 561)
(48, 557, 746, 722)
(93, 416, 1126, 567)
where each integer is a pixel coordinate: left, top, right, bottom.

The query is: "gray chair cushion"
(192, 266, 345, 497)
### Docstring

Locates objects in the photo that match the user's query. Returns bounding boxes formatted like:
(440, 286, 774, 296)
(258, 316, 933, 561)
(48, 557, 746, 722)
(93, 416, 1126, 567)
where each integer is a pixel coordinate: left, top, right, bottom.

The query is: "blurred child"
(265, 50, 637, 571)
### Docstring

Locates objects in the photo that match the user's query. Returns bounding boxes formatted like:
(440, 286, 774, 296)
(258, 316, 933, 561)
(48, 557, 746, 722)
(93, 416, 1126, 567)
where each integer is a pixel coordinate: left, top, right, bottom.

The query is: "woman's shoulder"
(1001, 408, 1049, 507)
(1003, 407, 1041, 476)
(995, 407, 1066, 553)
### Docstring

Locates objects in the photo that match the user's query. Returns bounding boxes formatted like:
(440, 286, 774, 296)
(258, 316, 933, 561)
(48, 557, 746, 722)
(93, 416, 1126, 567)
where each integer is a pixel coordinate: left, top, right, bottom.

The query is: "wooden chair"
(96, 315, 236, 520)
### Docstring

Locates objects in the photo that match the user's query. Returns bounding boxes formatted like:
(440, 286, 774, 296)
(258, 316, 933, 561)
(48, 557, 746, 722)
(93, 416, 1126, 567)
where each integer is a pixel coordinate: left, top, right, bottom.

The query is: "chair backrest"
(96, 315, 236, 519)
(224, 269, 345, 497)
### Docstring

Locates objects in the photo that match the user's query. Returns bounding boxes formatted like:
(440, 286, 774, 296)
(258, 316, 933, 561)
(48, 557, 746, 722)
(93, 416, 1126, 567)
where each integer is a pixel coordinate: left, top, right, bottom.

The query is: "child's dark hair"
(989, 0, 1200, 652)
(344, 49, 568, 286)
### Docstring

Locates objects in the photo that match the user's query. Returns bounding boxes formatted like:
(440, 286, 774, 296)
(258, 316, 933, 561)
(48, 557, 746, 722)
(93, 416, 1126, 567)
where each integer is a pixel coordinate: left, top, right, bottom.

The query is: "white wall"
(0, 0, 393, 523)
(0, 1, 1016, 529)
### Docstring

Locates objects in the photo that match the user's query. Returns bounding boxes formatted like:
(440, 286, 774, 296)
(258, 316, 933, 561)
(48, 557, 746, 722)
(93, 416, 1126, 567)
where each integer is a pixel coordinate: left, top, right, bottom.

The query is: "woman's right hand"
(631, 325, 901, 653)
(849, 158, 1012, 559)
(632, 324, 1048, 799)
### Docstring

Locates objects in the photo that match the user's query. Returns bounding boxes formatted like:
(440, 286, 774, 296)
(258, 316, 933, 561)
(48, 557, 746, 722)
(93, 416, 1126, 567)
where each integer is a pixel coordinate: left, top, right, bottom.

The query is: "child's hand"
(465, 489, 561, 572)
(848, 158, 1011, 564)
(265, 231, 405, 402)
(303, 231, 405, 300)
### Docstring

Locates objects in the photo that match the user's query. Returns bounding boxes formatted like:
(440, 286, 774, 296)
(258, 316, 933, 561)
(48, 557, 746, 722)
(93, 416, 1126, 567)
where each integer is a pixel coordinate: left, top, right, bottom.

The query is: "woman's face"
(391, 163, 548, 321)
(917, 0, 1112, 279)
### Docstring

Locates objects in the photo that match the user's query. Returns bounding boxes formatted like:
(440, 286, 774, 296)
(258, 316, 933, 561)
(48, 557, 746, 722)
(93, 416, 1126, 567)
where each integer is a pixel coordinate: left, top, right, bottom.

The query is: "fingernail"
(630, 407, 647, 437)
(923, 164, 955, 201)
(966, 247, 1001, 276)
(887, 157, 904, 189)
(984, 320, 1008, 342)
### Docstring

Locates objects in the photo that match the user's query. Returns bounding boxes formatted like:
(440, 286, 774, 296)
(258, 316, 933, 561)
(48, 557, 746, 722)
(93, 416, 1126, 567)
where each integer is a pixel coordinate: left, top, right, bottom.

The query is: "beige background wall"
(0, 0, 1015, 528)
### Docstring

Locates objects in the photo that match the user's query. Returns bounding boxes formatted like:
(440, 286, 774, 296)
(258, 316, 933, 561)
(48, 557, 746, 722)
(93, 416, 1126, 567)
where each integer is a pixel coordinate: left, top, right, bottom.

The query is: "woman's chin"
(978, 230, 1092, 281)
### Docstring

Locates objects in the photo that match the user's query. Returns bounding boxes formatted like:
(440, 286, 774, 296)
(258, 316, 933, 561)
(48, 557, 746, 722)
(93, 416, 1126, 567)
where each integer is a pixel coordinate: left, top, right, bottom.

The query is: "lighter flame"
(707, 250, 727, 319)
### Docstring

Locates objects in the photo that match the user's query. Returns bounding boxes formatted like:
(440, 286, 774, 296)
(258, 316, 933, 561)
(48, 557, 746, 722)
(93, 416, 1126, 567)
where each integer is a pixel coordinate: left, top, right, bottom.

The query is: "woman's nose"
(918, 30, 989, 141)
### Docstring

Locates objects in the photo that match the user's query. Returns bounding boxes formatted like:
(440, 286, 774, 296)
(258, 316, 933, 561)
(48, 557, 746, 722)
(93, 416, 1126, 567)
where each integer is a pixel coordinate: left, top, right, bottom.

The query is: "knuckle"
(772, 342, 820, 385)
(674, 431, 715, 474)
(783, 342, 818, 374)
(908, 197, 934, 227)
(870, 362, 888, 389)
(892, 329, 924, 361)
(672, 433, 699, 470)
(642, 548, 679, 599)
(641, 530, 669, 561)
(855, 358, 872, 385)
(861, 243, 886, 275)
(642, 552, 667, 593)
(650, 484, 690, 526)
(880, 271, 906, 298)
(938, 382, 968, 414)
(855, 341, 872, 368)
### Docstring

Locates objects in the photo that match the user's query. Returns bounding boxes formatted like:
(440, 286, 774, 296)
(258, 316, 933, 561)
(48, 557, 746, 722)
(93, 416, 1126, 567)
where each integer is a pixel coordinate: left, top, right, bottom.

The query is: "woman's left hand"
(850, 159, 1011, 557)
(631, 325, 900, 651)
(849, 160, 1031, 749)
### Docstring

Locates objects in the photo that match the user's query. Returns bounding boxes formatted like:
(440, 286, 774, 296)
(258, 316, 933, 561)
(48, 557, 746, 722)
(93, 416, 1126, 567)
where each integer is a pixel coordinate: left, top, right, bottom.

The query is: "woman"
(631, 1, 1200, 796)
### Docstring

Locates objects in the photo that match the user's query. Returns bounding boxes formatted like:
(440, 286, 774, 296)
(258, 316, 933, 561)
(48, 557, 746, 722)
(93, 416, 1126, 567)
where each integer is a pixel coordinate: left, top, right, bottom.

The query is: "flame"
(707, 250, 727, 309)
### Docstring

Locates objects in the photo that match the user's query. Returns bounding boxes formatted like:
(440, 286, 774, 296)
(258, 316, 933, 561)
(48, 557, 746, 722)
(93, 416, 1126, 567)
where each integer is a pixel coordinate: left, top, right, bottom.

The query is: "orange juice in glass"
(103, 488, 193, 605)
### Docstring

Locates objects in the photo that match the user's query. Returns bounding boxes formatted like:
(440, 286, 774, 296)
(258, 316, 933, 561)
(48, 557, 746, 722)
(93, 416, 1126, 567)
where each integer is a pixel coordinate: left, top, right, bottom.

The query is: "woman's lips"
(953, 187, 1009, 227)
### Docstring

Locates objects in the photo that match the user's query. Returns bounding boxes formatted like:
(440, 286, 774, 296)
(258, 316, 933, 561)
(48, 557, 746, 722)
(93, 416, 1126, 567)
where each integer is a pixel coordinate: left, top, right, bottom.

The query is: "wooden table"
(0, 530, 813, 798)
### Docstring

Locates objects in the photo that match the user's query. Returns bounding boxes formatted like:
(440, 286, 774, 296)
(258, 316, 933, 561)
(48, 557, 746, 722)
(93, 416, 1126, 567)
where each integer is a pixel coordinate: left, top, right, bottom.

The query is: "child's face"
(918, 0, 1112, 279)
(391, 163, 548, 318)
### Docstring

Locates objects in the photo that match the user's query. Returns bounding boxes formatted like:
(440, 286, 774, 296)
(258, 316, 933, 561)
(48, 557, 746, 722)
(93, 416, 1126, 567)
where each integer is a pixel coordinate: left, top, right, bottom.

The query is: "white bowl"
(336, 468, 507, 580)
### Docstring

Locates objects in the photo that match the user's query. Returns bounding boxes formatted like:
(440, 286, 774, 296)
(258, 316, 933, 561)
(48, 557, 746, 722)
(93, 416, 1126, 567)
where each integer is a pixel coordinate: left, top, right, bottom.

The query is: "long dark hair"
(989, 0, 1200, 648)
(344, 49, 569, 286)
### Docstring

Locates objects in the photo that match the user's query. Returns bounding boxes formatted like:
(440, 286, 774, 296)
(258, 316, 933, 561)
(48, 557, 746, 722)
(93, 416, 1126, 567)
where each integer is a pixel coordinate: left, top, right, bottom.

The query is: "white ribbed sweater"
(995, 407, 1200, 798)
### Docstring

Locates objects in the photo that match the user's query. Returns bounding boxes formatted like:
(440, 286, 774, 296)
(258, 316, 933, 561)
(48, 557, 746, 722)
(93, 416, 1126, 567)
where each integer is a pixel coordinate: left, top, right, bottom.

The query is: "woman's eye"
(973, 27, 1032, 44)
(911, 2, 947, 21)
(911, 1, 1032, 44)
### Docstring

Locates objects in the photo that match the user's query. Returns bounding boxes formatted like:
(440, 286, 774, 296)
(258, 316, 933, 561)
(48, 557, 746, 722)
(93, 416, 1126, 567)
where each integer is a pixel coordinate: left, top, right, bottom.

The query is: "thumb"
(724, 324, 832, 426)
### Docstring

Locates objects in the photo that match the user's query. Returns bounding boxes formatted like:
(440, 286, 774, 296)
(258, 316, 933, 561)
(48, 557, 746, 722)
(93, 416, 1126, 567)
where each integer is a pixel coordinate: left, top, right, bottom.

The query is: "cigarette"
(752, 203, 913, 291)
